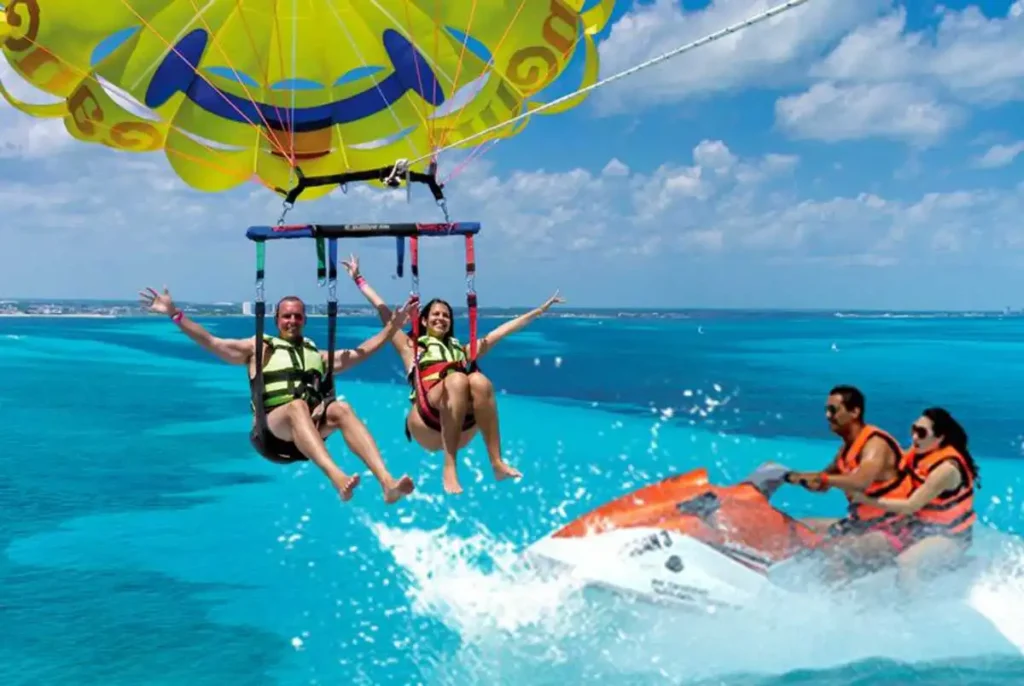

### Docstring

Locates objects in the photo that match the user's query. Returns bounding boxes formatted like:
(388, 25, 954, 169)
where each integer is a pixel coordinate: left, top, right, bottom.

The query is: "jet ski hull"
(526, 525, 788, 613)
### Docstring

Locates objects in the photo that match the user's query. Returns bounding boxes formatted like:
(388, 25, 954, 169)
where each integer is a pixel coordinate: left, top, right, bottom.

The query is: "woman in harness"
(342, 254, 563, 494)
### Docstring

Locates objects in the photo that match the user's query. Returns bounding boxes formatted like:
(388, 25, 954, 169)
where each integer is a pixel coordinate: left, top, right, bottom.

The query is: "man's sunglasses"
(825, 404, 840, 417)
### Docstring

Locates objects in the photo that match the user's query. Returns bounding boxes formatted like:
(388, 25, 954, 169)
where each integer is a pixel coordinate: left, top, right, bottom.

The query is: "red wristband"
(354, 275, 366, 287)
(819, 472, 830, 488)
(171, 311, 183, 323)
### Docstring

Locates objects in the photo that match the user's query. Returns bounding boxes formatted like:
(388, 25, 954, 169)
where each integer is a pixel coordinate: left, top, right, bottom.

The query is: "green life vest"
(408, 335, 466, 401)
(253, 335, 326, 412)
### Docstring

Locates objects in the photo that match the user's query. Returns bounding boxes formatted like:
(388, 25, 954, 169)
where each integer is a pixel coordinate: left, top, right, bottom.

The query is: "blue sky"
(1, 0, 1023, 310)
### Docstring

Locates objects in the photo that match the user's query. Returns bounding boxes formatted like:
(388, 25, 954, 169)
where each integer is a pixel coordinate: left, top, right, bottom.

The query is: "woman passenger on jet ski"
(848, 407, 979, 587)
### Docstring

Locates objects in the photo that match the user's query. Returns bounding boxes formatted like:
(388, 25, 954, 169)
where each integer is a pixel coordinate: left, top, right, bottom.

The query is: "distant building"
(241, 301, 273, 316)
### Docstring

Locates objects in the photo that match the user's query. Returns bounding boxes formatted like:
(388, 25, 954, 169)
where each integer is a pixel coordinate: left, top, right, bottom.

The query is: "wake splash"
(967, 544, 1024, 651)
(370, 522, 1024, 685)
(371, 522, 586, 641)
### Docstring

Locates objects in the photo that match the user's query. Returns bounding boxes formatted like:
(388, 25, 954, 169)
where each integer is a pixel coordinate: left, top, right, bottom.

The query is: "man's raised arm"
(328, 296, 417, 373)
(139, 286, 254, 365)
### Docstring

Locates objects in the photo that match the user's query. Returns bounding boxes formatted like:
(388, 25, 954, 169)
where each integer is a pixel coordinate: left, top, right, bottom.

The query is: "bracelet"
(354, 275, 367, 287)
(819, 472, 830, 488)
(171, 311, 183, 323)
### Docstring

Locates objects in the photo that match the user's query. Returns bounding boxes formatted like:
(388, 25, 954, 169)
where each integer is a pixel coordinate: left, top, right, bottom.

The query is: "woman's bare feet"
(333, 473, 361, 501)
(492, 460, 522, 481)
(443, 463, 464, 494)
(383, 475, 416, 504)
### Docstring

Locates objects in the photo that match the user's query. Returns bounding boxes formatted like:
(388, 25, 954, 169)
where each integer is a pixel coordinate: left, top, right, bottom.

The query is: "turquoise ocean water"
(2, 310, 1024, 685)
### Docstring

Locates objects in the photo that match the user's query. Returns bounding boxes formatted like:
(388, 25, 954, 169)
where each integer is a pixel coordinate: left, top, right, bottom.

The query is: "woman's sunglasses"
(911, 424, 931, 440)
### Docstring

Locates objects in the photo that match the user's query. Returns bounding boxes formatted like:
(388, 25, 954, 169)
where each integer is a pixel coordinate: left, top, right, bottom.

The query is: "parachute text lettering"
(506, 0, 577, 94)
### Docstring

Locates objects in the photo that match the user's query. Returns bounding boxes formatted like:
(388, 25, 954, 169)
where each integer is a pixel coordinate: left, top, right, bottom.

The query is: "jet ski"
(524, 462, 1024, 658)
(526, 461, 984, 613)
(525, 462, 826, 612)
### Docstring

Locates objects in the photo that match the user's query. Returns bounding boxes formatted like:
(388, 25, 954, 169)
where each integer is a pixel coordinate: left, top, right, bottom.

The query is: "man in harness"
(140, 286, 417, 505)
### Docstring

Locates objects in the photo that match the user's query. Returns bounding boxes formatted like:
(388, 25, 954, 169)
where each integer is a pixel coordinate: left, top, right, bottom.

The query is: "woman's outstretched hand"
(539, 290, 565, 312)
(341, 254, 360, 279)
(139, 286, 176, 315)
(390, 295, 419, 327)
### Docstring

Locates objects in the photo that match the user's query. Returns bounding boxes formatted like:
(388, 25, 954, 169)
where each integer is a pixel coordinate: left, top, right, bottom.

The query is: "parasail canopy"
(0, 0, 617, 200)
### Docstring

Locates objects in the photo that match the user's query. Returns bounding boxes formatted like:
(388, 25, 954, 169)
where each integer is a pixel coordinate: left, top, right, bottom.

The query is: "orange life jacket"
(834, 424, 913, 522)
(900, 445, 976, 534)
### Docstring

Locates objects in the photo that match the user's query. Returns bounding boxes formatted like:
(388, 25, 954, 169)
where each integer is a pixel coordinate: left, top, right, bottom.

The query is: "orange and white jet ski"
(526, 462, 1024, 659)
(524, 463, 832, 612)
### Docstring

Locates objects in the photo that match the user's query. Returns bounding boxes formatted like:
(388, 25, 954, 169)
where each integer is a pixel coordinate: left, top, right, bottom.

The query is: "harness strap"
(319, 237, 340, 427)
(465, 234, 478, 369)
(413, 360, 463, 423)
(252, 241, 269, 437)
(410, 233, 424, 402)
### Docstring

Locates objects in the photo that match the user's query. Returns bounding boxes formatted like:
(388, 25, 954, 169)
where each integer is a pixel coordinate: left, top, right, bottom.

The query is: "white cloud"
(777, 3, 1024, 143)
(693, 140, 737, 175)
(811, 4, 1024, 104)
(0, 116, 70, 160)
(775, 81, 962, 144)
(0, 63, 74, 160)
(602, 158, 630, 176)
(592, 0, 889, 114)
(321, 144, 1019, 265)
(591, 1, 1024, 147)
(974, 141, 1024, 169)
(0, 94, 73, 160)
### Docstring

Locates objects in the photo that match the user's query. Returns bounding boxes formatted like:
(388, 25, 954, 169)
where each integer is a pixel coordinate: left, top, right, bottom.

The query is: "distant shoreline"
(0, 299, 1021, 320)
(0, 311, 672, 320)
(1, 311, 1022, 322)
(0, 313, 116, 318)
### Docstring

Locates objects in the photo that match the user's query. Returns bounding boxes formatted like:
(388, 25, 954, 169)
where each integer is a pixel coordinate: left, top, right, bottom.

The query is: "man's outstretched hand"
(139, 286, 176, 316)
(390, 295, 419, 327)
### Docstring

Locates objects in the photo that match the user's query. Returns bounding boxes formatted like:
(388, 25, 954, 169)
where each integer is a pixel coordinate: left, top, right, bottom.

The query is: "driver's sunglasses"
(825, 404, 841, 418)
(911, 424, 930, 440)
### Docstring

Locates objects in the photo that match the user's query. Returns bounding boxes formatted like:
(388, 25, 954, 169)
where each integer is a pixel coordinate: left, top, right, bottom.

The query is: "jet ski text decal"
(624, 530, 673, 557)
(651, 578, 709, 601)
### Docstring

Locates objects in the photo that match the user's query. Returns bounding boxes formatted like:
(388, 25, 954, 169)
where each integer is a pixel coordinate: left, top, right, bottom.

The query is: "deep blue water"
(2, 312, 1023, 685)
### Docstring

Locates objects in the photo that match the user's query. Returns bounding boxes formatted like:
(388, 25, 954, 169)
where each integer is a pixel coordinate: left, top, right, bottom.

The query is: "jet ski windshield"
(676, 492, 721, 519)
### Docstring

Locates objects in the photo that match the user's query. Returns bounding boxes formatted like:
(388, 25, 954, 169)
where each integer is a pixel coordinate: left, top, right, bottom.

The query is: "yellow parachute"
(0, 0, 617, 200)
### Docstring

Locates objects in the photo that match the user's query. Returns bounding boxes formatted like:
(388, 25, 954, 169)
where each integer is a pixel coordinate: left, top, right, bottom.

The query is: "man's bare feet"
(443, 463, 463, 494)
(383, 475, 416, 504)
(334, 473, 361, 501)
(492, 461, 522, 481)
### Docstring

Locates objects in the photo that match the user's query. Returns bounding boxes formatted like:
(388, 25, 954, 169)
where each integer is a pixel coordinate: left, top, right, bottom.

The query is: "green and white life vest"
(408, 335, 467, 401)
(253, 335, 326, 411)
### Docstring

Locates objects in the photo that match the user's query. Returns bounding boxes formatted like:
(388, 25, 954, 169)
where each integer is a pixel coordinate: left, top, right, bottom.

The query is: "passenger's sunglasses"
(911, 424, 930, 440)
(825, 404, 840, 418)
